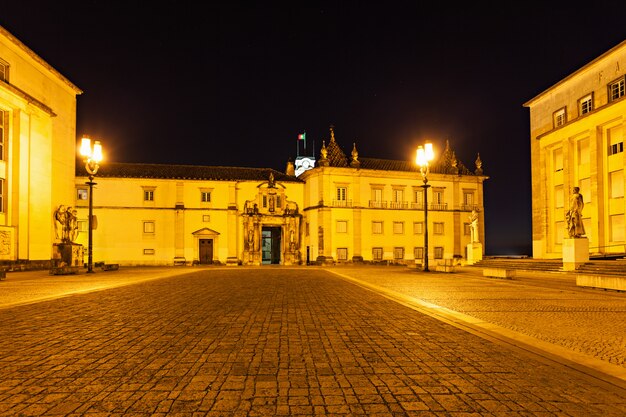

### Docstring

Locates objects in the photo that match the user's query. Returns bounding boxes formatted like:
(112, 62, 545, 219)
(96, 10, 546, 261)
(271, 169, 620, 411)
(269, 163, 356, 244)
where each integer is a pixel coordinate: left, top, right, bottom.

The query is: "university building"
(525, 39, 626, 258)
(0, 24, 487, 268)
(74, 127, 487, 266)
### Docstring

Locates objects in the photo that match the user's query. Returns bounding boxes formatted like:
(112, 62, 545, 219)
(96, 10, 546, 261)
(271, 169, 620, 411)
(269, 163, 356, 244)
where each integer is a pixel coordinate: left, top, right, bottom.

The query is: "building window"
(262, 195, 267, 208)
(555, 185, 564, 208)
(77, 188, 88, 201)
(553, 147, 563, 172)
(0, 110, 5, 161)
(305, 222, 309, 236)
(608, 76, 625, 102)
(202, 215, 210, 222)
(413, 222, 423, 234)
(372, 188, 383, 202)
(464, 223, 471, 236)
(610, 214, 624, 242)
(372, 247, 383, 261)
(553, 107, 566, 127)
(393, 221, 404, 234)
(389, 188, 405, 209)
(433, 222, 444, 235)
(579, 178, 591, 203)
(577, 138, 590, 165)
(434, 247, 444, 259)
(414, 247, 424, 260)
(144, 189, 155, 201)
(337, 248, 348, 261)
(432, 189, 444, 205)
(143, 221, 155, 234)
(463, 191, 474, 209)
(78, 220, 88, 232)
(336, 187, 347, 201)
(144, 249, 155, 255)
(610, 170, 624, 199)
(414, 189, 423, 204)
(609, 142, 624, 156)
(0, 179, 4, 213)
(336, 220, 348, 233)
(372, 221, 383, 234)
(393, 247, 404, 260)
(201, 191, 211, 202)
(578, 94, 593, 115)
(276, 195, 281, 209)
(0, 58, 8, 82)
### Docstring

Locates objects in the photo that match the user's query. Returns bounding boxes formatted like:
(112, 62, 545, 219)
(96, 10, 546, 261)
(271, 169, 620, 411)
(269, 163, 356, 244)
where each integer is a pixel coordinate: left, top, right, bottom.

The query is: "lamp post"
(79, 136, 103, 273)
(416, 142, 434, 272)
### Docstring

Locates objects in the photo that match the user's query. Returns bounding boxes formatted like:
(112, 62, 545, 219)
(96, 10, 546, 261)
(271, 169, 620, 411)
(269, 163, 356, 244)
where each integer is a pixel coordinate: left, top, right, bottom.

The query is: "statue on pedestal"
(566, 187, 585, 238)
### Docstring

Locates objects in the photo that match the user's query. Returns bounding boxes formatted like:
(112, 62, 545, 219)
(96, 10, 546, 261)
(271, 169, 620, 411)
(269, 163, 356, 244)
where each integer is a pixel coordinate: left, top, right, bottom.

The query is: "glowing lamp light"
(78, 135, 104, 273)
(416, 142, 434, 167)
(92, 141, 103, 163)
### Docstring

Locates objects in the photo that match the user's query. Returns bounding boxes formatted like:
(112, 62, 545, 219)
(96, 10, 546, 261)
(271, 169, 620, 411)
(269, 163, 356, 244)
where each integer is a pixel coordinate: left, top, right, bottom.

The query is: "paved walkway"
(0, 266, 625, 416)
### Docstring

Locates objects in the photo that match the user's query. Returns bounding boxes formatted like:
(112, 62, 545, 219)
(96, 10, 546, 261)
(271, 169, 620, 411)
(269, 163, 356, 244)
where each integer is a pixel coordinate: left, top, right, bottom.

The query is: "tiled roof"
(75, 162, 303, 183)
(359, 156, 477, 175)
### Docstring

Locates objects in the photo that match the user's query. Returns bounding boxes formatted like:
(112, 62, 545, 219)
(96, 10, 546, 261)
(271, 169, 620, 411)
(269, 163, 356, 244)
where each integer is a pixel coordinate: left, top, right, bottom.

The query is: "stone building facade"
(525, 39, 626, 258)
(74, 127, 487, 266)
(0, 25, 82, 268)
(0, 24, 488, 268)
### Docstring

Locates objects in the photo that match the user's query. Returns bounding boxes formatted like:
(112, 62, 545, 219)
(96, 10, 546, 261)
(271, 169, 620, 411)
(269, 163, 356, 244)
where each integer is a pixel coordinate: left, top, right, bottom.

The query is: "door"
(261, 226, 282, 264)
(199, 239, 213, 264)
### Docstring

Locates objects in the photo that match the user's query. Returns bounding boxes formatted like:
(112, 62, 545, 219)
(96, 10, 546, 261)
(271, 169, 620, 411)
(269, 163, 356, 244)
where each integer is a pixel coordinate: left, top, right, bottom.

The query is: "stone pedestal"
(466, 242, 483, 265)
(563, 238, 589, 271)
(52, 243, 84, 267)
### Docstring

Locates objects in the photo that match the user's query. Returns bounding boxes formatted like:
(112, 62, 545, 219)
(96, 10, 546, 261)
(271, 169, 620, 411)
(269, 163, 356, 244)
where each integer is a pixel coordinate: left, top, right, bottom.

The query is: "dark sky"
(2, 1, 626, 256)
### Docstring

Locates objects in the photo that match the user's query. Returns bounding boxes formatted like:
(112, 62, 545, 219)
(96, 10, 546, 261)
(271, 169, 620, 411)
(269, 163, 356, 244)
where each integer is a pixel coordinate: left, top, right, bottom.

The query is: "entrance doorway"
(261, 226, 281, 264)
(199, 239, 213, 264)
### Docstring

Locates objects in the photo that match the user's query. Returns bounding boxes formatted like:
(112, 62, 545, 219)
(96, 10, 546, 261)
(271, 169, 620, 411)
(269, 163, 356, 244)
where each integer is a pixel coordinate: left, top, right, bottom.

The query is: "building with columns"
(0, 25, 82, 267)
(525, 39, 626, 259)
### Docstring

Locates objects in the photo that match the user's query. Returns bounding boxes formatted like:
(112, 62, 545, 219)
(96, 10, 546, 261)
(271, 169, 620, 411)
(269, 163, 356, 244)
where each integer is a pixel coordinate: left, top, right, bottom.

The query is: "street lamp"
(416, 142, 435, 272)
(79, 136, 103, 273)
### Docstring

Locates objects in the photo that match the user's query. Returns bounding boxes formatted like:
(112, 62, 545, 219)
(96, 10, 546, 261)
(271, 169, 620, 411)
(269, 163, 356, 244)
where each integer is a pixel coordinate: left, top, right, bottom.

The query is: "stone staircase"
(469, 258, 564, 272)
(470, 257, 626, 276)
(577, 260, 626, 276)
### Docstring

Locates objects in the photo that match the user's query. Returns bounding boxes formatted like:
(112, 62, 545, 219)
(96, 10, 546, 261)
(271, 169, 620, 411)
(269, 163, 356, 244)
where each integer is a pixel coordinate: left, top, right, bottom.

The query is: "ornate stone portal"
(242, 173, 302, 265)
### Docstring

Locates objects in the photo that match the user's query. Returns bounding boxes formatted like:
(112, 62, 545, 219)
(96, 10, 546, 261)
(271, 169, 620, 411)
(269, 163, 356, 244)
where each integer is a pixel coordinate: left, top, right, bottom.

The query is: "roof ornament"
(329, 124, 336, 143)
(268, 172, 275, 188)
(350, 142, 360, 168)
(475, 153, 483, 175)
(319, 140, 329, 166)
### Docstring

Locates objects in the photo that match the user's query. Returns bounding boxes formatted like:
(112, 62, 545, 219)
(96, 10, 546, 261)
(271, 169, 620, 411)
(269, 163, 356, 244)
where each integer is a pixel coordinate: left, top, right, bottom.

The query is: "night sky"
(2, 2, 626, 256)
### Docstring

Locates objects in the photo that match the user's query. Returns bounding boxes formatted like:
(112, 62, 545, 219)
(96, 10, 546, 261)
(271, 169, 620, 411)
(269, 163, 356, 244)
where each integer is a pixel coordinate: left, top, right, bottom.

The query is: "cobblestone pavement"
(1, 267, 626, 416)
(327, 265, 626, 380)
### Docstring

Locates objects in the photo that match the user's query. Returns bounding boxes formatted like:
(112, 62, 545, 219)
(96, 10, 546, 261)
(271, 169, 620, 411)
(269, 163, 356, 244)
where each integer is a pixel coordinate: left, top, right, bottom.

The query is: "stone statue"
(566, 186, 585, 238)
(54, 205, 79, 243)
(469, 209, 479, 243)
(67, 208, 79, 242)
(54, 205, 67, 241)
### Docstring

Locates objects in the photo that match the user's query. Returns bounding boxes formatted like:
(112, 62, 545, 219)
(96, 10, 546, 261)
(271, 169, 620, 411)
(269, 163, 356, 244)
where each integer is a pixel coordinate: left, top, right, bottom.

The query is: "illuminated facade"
(525, 39, 626, 258)
(74, 127, 487, 266)
(0, 25, 488, 268)
(0, 26, 82, 265)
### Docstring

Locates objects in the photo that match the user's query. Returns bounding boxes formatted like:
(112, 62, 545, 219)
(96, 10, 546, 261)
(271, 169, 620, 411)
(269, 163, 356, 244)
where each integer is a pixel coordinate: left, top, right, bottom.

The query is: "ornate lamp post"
(416, 142, 434, 272)
(79, 136, 103, 273)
